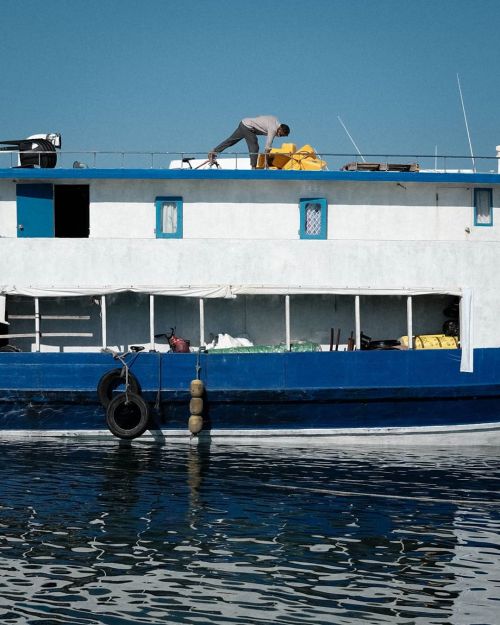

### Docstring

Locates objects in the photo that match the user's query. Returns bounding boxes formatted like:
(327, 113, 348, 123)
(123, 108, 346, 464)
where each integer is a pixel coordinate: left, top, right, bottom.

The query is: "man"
(209, 115, 290, 168)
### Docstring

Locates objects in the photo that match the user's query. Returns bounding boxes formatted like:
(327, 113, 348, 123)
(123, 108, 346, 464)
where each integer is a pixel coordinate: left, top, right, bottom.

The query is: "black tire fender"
(97, 368, 141, 407)
(106, 392, 150, 439)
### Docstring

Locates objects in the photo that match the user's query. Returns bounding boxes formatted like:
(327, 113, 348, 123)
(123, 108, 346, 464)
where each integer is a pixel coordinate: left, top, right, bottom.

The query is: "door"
(16, 183, 54, 237)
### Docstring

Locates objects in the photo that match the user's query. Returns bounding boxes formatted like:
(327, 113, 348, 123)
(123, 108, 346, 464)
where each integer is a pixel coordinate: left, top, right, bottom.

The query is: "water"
(0, 440, 499, 625)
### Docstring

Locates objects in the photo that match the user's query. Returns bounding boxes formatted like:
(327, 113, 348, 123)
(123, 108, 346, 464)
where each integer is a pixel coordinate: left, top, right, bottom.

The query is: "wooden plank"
(41, 332, 93, 337)
(9, 315, 91, 320)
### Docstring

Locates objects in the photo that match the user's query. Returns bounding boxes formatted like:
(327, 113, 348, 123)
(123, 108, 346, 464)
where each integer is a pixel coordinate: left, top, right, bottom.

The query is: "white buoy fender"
(188, 414, 203, 434)
(189, 397, 203, 415)
(190, 379, 205, 397)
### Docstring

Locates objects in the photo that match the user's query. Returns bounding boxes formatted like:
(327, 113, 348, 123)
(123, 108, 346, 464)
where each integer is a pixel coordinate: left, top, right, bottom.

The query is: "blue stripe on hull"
(0, 349, 500, 434)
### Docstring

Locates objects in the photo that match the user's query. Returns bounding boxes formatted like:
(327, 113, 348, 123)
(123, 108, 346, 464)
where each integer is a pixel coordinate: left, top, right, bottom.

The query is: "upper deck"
(0, 146, 499, 184)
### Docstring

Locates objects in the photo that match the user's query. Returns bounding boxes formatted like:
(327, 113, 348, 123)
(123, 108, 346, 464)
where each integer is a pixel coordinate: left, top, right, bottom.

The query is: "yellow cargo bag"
(399, 334, 459, 349)
(257, 143, 326, 171)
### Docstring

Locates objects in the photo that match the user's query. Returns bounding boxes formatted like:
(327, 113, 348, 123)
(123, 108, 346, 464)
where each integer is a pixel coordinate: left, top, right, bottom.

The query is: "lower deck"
(1, 291, 461, 354)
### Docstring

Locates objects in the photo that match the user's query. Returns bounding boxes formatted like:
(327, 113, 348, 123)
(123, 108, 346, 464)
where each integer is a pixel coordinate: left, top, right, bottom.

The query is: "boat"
(0, 136, 499, 444)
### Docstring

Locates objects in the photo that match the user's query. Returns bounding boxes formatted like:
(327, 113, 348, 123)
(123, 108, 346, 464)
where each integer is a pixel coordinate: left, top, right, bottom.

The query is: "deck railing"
(0, 149, 498, 174)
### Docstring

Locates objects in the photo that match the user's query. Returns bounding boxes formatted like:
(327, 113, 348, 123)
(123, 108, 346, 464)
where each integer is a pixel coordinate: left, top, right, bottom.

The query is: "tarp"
(0, 285, 234, 299)
(0, 295, 7, 325)
(460, 287, 473, 373)
(0, 284, 463, 298)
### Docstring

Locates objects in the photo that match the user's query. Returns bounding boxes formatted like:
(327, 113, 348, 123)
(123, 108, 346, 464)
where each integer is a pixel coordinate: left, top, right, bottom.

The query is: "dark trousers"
(213, 122, 260, 167)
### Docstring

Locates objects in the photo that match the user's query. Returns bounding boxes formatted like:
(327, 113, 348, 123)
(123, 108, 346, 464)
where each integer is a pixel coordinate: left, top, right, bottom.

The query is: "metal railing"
(0, 149, 498, 173)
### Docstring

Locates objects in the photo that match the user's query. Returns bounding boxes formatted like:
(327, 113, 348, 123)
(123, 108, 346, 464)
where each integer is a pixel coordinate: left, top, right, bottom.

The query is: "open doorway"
(54, 185, 89, 237)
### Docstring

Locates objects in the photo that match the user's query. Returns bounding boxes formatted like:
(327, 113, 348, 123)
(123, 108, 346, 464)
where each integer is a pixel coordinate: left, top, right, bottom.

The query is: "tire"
(97, 368, 141, 407)
(106, 392, 150, 440)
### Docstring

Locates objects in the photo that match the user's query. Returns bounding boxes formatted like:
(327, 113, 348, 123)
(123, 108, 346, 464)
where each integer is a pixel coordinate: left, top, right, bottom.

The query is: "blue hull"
(0, 349, 500, 440)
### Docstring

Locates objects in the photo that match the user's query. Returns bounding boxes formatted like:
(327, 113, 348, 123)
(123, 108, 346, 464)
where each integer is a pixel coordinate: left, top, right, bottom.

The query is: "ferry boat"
(0, 136, 499, 444)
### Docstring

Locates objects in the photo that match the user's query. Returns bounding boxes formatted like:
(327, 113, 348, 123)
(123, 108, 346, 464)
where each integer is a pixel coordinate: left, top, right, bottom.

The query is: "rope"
(114, 350, 142, 403)
(154, 351, 162, 411)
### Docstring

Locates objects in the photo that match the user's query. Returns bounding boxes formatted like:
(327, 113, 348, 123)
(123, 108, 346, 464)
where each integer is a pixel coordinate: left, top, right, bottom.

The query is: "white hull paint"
(1, 422, 499, 445)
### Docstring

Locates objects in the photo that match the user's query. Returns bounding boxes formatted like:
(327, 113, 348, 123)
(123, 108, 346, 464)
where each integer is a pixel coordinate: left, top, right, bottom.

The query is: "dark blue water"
(0, 440, 499, 625)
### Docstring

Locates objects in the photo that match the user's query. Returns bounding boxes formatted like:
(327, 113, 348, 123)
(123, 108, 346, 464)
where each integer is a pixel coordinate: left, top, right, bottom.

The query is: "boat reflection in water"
(0, 439, 498, 624)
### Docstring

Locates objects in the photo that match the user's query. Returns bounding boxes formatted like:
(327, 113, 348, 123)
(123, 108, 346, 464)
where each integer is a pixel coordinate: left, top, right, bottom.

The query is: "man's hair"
(279, 124, 290, 135)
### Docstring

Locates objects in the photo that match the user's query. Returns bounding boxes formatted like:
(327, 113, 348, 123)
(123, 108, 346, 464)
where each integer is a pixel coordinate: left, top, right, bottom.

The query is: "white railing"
(0, 149, 498, 173)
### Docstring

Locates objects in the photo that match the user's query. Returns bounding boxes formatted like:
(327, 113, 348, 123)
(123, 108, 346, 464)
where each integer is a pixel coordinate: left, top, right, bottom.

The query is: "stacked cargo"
(257, 143, 327, 170)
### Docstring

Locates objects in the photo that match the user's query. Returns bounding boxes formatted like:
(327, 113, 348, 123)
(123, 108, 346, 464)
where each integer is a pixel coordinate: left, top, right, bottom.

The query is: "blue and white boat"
(0, 136, 499, 444)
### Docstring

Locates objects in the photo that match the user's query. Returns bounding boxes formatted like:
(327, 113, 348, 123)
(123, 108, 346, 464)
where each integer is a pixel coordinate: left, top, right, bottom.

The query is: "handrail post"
(355, 295, 361, 350)
(285, 295, 291, 351)
(149, 295, 155, 349)
(34, 298, 40, 352)
(199, 298, 205, 347)
(407, 296, 413, 349)
(101, 295, 107, 348)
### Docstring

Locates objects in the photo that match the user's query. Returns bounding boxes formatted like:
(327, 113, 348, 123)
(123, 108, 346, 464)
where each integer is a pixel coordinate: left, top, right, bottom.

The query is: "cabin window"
(155, 196, 183, 238)
(16, 184, 89, 238)
(474, 188, 493, 226)
(299, 198, 327, 239)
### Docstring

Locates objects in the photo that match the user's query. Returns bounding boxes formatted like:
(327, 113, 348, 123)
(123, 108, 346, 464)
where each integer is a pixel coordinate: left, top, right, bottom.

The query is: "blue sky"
(1, 0, 499, 163)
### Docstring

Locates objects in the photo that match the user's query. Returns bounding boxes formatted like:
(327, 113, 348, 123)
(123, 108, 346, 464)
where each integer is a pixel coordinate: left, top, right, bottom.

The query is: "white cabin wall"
(0, 179, 498, 242)
(87, 179, 497, 242)
(0, 184, 17, 238)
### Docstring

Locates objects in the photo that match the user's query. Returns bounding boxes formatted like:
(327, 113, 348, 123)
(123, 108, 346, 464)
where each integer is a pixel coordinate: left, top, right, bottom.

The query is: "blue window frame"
(155, 196, 183, 238)
(474, 188, 493, 226)
(299, 198, 327, 239)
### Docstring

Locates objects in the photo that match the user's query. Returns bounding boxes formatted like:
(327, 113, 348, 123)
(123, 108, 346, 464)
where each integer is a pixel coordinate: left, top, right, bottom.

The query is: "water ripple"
(0, 440, 498, 624)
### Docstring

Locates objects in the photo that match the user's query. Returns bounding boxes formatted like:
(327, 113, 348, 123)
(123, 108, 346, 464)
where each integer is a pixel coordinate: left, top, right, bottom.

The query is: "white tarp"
(0, 285, 234, 299)
(0, 295, 8, 325)
(0, 284, 462, 298)
(459, 287, 473, 373)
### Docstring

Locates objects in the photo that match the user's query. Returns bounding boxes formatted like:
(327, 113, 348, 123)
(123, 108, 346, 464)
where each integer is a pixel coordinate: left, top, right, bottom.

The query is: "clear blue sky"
(1, 0, 499, 160)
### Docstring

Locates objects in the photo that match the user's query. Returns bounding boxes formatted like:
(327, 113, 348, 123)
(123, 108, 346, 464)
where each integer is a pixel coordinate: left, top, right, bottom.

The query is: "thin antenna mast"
(456, 73, 475, 172)
(337, 116, 366, 162)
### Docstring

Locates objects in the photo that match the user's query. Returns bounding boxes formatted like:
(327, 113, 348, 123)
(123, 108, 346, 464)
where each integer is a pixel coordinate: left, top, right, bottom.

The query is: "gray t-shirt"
(242, 116, 280, 150)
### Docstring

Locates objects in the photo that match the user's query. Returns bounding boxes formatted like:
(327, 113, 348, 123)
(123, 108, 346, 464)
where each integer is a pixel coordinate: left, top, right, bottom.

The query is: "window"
(299, 198, 327, 239)
(155, 196, 183, 238)
(474, 188, 493, 226)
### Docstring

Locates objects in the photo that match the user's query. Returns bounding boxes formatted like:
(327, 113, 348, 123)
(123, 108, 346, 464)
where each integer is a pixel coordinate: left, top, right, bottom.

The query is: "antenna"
(337, 116, 366, 162)
(456, 74, 475, 172)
